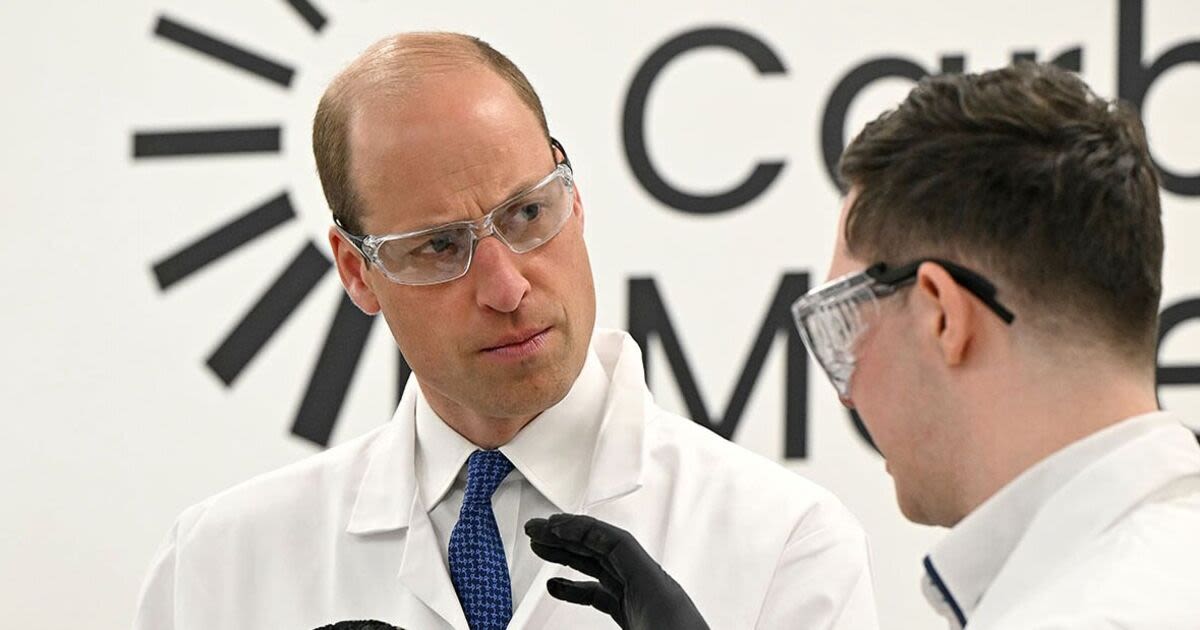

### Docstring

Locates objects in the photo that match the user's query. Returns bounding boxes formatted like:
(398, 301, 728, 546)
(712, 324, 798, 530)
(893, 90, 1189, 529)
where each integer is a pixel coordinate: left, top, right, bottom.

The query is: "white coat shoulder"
(178, 424, 389, 538)
(624, 407, 878, 629)
(994, 488, 1200, 630)
(644, 406, 867, 536)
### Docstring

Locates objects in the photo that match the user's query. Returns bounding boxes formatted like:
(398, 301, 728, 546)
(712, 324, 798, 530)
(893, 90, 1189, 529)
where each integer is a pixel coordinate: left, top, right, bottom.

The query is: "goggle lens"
(369, 165, 574, 285)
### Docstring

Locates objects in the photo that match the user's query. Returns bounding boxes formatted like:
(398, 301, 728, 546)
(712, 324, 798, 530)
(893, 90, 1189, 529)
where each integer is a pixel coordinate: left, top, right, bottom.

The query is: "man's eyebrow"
(492, 169, 550, 208)
(381, 169, 553, 236)
(491, 144, 562, 206)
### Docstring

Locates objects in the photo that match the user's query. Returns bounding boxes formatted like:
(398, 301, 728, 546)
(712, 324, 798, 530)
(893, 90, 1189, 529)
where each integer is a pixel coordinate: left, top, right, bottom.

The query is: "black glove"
(525, 514, 710, 630)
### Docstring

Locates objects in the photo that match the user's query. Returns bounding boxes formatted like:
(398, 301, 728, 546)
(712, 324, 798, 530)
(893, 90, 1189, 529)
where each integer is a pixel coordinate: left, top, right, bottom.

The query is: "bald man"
(132, 32, 878, 630)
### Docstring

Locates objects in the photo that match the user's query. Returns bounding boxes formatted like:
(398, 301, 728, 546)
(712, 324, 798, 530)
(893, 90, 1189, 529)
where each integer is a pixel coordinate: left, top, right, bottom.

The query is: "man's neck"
(417, 384, 539, 450)
(955, 364, 1159, 522)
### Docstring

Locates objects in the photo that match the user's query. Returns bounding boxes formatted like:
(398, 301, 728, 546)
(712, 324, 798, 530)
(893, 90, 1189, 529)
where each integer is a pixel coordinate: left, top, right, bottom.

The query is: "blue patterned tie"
(449, 449, 515, 630)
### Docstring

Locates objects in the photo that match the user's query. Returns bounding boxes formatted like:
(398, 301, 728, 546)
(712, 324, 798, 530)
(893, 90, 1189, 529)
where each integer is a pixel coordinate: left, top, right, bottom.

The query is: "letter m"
(628, 273, 811, 459)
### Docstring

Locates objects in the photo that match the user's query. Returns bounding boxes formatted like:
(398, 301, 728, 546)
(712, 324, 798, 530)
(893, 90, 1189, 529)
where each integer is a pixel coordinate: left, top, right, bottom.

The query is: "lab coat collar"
(509, 329, 651, 629)
(345, 382, 420, 534)
(576, 329, 649, 507)
(346, 328, 648, 535)
(413, 389, 476, 514)
(923, 411, 1200, 626)
(344, 381, 471, 629)
(501, 348, 610, 513)
(410, 346, 610, 515)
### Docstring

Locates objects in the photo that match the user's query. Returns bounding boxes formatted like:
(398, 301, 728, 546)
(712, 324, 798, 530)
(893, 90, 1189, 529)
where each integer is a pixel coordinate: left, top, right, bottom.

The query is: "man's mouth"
(481, 326, 552, 359)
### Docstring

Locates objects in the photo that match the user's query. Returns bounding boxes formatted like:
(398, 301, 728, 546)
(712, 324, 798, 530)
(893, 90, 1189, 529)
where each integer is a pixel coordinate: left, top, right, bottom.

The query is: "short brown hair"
(312, 32, 550, 234)
(838, 62, 1163, 364)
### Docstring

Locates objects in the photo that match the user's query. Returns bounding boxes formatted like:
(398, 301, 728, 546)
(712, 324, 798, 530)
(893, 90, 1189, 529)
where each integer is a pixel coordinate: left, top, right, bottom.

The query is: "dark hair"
(839, 61, 1163, 364)
(311, 620, 401, 630)
(313, 32, 551, 234)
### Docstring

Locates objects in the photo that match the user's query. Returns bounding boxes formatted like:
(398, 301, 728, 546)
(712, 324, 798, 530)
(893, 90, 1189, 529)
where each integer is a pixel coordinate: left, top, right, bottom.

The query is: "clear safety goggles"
(791, 259, 1016, 397)
(335, 138, 575, 286)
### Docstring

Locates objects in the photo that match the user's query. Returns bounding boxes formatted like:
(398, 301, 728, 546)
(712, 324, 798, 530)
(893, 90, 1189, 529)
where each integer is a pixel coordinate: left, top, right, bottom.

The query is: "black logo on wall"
(133, 0, 1198, 457)
(133, 1, 412, 448)
(622, 0, 1200, 210)
(621, 0, 1200, 447)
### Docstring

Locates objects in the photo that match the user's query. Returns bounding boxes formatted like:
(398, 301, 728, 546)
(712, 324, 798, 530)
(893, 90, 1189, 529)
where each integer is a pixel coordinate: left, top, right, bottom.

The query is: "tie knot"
(463, 449, 513, 504)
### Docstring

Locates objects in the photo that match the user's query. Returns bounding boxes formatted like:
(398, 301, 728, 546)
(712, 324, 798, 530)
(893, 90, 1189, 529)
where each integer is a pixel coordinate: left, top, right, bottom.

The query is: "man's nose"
(470, 237, 531, 313)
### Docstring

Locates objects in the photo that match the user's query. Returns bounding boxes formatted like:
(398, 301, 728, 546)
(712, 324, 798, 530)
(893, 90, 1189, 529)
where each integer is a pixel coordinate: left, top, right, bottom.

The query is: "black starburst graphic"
(134, 2, 410, 447)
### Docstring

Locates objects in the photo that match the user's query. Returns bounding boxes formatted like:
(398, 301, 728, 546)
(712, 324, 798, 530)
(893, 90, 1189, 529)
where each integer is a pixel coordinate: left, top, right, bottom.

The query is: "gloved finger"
(529, 515, 646, 588)
(530, 541, 628, 599)
(550, 514, 651, 586)
(542, 514, 615, 549)
(529, 541, 611, 583)
(590, 527, 653, 587)
(526, 514, 600, 547)
(527, 516, 618, 569)
(525, 517, 551, 539)
(546, 578, 622, 617)
(526, 517, 569, 553)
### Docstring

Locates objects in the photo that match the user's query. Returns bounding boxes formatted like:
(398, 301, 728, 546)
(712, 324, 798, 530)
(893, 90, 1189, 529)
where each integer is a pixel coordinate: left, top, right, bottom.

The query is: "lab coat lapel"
(346, 384, 419, 535)
(345, 380, 469, 630)
(511, 331, 652, 629)
(508, 555, 569, 628)
(581, 330, 650, 507)
(970, 422, 1200, 628)
(398, 499, 470, 630)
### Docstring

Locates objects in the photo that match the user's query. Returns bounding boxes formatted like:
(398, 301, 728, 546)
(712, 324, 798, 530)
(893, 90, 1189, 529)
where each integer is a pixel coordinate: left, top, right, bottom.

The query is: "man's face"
(827, 192, 957, 525)
(335, 65, 596, 423)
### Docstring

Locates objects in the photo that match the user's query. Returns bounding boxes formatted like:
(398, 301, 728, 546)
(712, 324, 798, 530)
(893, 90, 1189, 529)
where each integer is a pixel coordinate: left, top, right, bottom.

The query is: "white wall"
(3, 0, 1198, 627)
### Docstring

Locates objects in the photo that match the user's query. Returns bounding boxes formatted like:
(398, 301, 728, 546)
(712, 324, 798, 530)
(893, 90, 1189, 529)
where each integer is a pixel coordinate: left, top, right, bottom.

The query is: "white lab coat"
(923, 413, 1200, 629)
(134, 329, 878, 630)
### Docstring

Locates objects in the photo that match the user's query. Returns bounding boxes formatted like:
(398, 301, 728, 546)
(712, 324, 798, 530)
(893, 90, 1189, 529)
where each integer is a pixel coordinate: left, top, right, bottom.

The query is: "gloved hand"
(525, 514, 710, 630)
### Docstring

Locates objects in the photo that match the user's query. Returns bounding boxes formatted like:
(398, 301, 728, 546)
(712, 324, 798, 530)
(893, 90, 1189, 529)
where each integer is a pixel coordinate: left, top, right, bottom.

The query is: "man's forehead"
(345, 76, 550, 233)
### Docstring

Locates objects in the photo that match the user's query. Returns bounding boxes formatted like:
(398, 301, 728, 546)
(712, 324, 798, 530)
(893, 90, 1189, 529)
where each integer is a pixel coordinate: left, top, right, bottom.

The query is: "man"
(528, 62, 1200, 629)
(132, 32, 878, 630)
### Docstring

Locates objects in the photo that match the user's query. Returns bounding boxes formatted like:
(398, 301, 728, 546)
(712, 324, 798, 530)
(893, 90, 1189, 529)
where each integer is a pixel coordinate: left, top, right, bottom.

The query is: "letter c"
(622, 27, 787, 215)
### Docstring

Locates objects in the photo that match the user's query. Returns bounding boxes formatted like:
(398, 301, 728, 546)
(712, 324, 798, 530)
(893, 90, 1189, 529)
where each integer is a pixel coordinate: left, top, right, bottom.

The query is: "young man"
(528, 62, 1200, 629)
(132, 32, 877, 630)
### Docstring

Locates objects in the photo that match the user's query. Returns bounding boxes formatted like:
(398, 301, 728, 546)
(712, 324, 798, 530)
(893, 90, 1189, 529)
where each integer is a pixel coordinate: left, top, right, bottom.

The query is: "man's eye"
(429, 235, 454, 252)
(413, 235, 457, 256)
(517, 203, 542, 221)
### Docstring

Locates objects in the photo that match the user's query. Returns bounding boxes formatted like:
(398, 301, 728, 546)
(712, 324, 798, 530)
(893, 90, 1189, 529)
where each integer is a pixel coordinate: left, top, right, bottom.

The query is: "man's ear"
(914, 261, 975, 366)
(329, 227, 381, 316)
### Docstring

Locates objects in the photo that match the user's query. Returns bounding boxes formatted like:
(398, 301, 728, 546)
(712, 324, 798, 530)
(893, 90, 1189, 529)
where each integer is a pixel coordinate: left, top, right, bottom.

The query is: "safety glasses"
(335, 138, 575, 286)
(791, 259, 1016, 397)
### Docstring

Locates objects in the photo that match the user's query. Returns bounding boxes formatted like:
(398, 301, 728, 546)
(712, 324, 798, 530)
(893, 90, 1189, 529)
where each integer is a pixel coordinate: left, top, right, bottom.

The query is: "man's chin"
(896, 496, 931, 525)
(893, 478, 926, 523)
(470, 370, 573, 419)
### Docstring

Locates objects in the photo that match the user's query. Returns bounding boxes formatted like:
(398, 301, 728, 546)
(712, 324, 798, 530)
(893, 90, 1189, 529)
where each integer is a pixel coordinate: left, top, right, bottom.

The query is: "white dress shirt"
(922, 411, 1200, 629)
(133, 328, 878, 630)
(417, 349, 608, 607)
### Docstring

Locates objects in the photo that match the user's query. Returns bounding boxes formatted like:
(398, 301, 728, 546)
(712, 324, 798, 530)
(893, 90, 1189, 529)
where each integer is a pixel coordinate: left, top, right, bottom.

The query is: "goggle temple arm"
(332, 218, 372, 264)
(866, 259, 1016, 324)
(550, 136, 571, 171)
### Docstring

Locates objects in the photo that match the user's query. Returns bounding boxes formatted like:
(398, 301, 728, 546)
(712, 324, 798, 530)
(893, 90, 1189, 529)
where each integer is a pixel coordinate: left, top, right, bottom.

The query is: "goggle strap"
(935, 259, 1017, 324)
(866, 259, 1016, 324)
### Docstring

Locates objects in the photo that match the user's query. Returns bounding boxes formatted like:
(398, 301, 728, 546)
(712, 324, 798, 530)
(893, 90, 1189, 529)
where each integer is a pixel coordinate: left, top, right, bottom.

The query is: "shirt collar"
(348, 328, 646, 535)
(500, 349, 609, 512)
(414, 390, 477, 512)
(414, 347, 610, 514)
(922, 410, 1177, 626)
